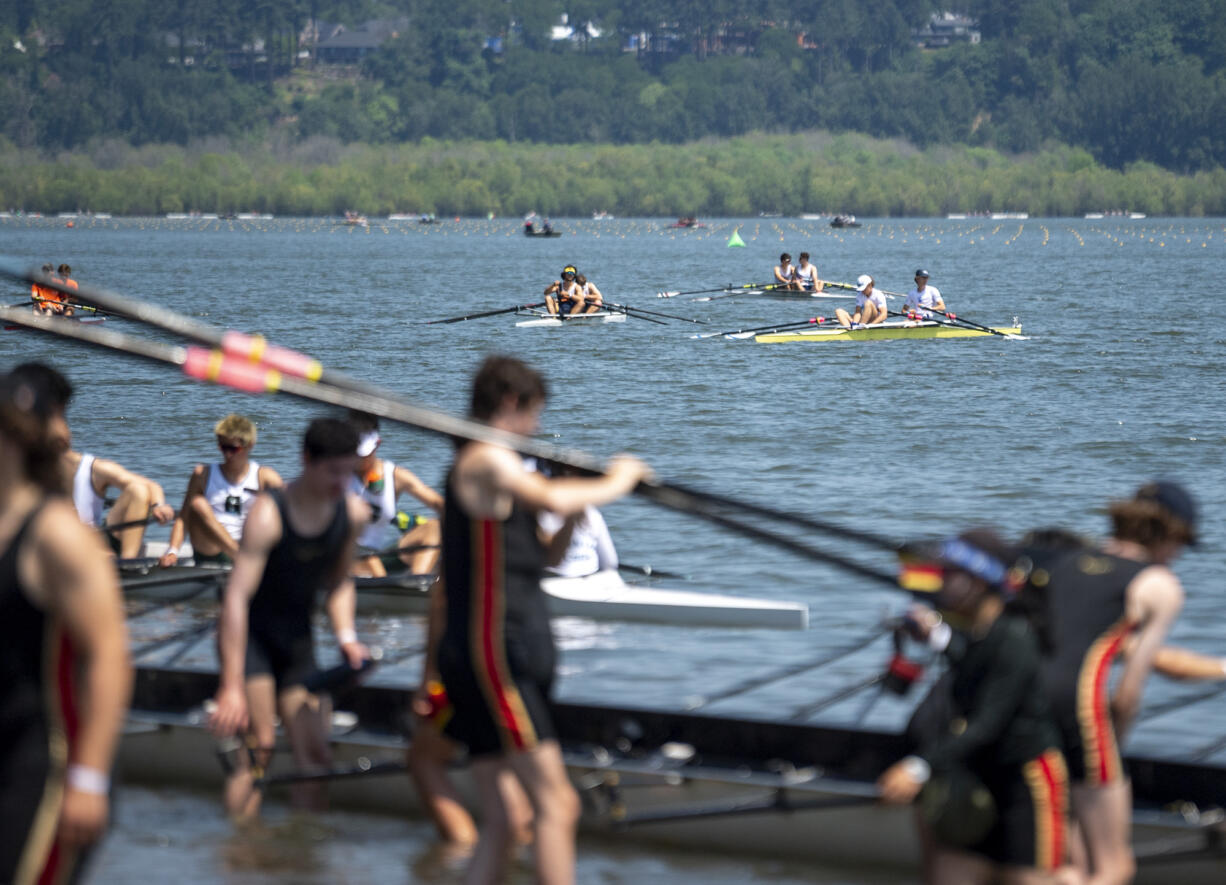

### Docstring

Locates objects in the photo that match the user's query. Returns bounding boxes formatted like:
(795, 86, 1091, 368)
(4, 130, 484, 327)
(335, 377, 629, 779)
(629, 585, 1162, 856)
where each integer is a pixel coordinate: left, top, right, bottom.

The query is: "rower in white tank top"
(793, 261, 818, 291)
(351, 458, 398, 549)
(72, 453, 106, 526)
(205, 460, 262, 542)
(539, 506, 619, 578)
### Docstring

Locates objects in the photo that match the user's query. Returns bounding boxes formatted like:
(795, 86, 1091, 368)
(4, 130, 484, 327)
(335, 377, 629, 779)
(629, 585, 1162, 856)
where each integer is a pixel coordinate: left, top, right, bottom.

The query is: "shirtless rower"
(435, 355, 649, 884)
(0, 367, 131, 885)
(1039, 481, 1196, 885)
(791, 253, 823, 294)
(10, 362, 174, 558)
(772, 253, 795, 288)
(347, 411, 443, 577)
(571, 273, 604, 315)
(158, 414, 282, 568)
(544, 265, 582, 316)
(835, 275, 887, 328)
(904, 269, 946, 317)
(209, 417, 369, 820)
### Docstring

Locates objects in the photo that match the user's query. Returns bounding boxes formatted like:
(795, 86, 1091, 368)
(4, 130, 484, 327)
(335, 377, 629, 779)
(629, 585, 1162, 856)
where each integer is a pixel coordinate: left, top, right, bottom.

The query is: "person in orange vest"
(31, 263, 69, 316)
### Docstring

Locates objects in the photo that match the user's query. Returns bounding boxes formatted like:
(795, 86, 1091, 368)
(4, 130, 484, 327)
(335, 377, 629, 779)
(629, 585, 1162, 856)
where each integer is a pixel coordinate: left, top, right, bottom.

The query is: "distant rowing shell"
(515, 310, 627, 328)
(756, 321, 1022, 343)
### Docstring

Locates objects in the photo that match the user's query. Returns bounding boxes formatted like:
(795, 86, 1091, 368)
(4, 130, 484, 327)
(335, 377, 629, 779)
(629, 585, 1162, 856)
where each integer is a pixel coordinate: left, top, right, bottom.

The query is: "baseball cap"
(915, 269, 930, 278)
(356, 431, 380, 457)
(856, 274, 874, 292)
(561, 266, 577, 277)
(1136, 480, 1198, 545)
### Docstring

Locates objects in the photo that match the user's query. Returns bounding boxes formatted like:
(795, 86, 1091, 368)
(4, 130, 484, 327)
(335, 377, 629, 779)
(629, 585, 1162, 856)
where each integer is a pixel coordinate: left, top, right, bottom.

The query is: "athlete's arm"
(539, 509, 579, 567)
(211, 493, 280, 737)
(488, 447, 650, 517)
(1114, 565, 1184, 735)
(23, 500, 131, 846)
(257, 465, 284, 490)
(91, 457, 175, 524)
(1149, 645, 1226, 680)
(324, 495, 372, 670)
(161, 464, 207, 566)
(394, 465, 444, 513)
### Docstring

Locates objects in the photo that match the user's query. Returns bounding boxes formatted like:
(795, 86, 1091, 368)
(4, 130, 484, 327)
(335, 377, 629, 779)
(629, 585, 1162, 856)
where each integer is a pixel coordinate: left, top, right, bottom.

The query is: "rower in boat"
(0, 367, 131, 885)
(157, 413, 283, 568)
(1037, 481, 1200, 885)
(570, 273, 604, 315)
(835, 275, 887, 328)
(903, 269, 945, 318)
(346, 411, 442, 577)
(772, 253, 795, 288)
(881, 530, 1071, 884)
(31, 263, 72, 316)
(434, 355, 649, 884)
(10, 362, 174, 558)
(544, 265, 582, 316)
(791, 252, 823, 294)
(209, 418, 369, 821)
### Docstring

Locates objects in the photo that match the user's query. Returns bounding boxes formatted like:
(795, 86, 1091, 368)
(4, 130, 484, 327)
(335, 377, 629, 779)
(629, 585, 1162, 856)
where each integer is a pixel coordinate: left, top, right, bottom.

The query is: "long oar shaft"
(659, 282, 772, 298)
(424, 301, 548, 325)
(607, 302, 704, 324)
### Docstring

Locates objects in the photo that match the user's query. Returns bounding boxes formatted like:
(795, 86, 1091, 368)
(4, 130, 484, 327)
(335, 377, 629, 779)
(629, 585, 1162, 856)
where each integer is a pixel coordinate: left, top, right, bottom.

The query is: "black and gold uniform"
(1039, 549, 1144, 786)
(245, 488, 349, 689)
(918, 614, 1069, 871)
(0, 502, 90, 885)
(437, 461, 555, 757)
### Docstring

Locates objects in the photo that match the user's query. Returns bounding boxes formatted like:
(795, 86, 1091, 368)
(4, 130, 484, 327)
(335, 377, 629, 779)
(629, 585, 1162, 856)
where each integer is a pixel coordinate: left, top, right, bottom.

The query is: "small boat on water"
(342, 211, 368, 227)
(117, 665, 1226, 883)
(756, 320, 1021, 343)
(830, 214, 861, 228)
(122, 557, 807, 629)
(667, 217, 705, 229)
(514, 308, 626, 328)
(4, 308, 106, 332)
(524, 226, 561, 237)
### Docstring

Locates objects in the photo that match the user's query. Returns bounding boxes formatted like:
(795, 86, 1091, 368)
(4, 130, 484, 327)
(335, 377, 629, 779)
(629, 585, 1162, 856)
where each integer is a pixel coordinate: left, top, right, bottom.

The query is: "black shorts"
(245, 631, 316, 691)
(436, 655, 556, 758)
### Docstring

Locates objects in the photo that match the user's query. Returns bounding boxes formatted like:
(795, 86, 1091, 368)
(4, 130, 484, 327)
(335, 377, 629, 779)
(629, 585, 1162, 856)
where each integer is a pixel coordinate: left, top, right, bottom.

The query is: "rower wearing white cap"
(835, 275, 887, 328)
(348, 411, 443, 577)
(904, 269, 945, 318)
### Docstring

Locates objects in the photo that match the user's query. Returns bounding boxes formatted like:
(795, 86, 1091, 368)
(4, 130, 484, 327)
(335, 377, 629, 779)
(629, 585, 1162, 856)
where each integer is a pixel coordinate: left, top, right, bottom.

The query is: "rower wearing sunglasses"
(544, 265, 583, 316)
(159, 414, 283, 567)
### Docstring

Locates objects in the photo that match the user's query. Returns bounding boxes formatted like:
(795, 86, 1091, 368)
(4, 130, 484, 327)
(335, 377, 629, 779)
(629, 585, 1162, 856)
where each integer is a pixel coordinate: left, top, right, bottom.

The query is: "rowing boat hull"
(121, 564, 808, 629)
(515, 311, 626, 327)
(756, 322, 1022, 343)
(117, 667, 1226, 882)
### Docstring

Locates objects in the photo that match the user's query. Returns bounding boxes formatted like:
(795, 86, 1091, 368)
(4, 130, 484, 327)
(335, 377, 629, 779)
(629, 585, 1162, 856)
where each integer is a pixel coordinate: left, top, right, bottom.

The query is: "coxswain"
(0, 367, 131, 885)
(11, 362, 175, 558)
(835, 275, 887, 328)
(791, 252, 823, 293)
(208, 417, 369, 820)
(435, 355, 649, 883)
(1038, 481, 1196, 884)
(773, 253, 795, 288)
(571, 273, 604, 315)
(880, 530, 1071, 883)
(347, 411, 443, 577)
(544, 265, 582, 316)
(904, 269, 946, 318)
(158, 414, 283, 568)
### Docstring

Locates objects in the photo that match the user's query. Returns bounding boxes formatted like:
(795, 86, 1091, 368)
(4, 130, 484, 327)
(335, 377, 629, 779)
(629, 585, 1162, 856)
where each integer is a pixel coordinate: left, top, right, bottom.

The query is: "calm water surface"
(3, 215, 1224, 882)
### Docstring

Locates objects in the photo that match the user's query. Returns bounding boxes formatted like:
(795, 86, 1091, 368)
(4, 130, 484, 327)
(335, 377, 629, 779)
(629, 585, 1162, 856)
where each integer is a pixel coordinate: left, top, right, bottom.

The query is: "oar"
(130, 619, 214, 661)
(898, 305, 1026, 340)
(256, 758, 408, 789)
(887, 308, 1026, 341)
(656, 282, 773, 299)
(600, 303, 667, 325)
(100, 509, 178, 534)
(617, 562, 687, 580)
(423, 301, 548, 324)
(691, 316, 836, 340)
(788, 671, 887, 722)
(604, 302, 706, 324)
(615, 788, 879, 827)
(125, 579, 220, 620)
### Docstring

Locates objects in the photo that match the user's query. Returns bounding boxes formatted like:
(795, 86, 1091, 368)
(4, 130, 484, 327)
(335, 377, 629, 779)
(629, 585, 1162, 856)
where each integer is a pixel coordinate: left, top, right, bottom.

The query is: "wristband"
(67, 765, 110, 796)
(900, 756, 931, 785)
(337, 629, 358, 645)
(928, 621, 953, 653)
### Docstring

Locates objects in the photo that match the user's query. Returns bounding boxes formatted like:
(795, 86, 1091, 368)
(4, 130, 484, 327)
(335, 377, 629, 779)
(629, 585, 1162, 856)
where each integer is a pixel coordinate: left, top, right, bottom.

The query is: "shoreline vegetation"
(4, 132, 1226, 219)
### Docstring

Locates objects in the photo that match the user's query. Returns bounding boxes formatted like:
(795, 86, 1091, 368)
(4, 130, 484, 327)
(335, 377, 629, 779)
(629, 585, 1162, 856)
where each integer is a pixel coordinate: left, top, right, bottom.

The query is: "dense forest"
(3, 0, 1225, 175)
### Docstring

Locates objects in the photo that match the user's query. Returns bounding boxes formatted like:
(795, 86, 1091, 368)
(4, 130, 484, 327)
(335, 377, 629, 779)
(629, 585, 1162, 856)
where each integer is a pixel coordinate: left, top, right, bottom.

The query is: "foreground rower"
(904, 269, 946, 317)
(159, 413, 282, 567)
(209, 418, 369, 820)
(544, 266, 582, 316)
(0, 368, 131, 885)
(436, 355, 649, 884)
(835, 275, 887, 328)
(12, 362, 174, 557)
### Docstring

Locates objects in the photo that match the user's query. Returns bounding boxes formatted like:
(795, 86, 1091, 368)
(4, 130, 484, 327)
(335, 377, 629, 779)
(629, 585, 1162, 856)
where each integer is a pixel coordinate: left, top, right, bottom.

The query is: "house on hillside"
(313, 19, 404, 64)
(914, 12, 980, 49)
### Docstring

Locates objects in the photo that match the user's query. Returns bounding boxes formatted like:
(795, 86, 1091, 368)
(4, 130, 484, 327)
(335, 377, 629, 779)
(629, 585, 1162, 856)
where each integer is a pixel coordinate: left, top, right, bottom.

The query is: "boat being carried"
(756, 319, 1021, 343)
(118, 665, 1226, 883)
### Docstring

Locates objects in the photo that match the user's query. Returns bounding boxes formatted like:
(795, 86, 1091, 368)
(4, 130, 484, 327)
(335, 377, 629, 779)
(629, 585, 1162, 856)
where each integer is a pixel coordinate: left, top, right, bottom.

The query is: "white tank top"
(794, 264, 817, 288)
(539, 507, 619, 578)
(205, 461, 261, 541)
(72, 453, 105, 526)
(352, 458, 397, 548)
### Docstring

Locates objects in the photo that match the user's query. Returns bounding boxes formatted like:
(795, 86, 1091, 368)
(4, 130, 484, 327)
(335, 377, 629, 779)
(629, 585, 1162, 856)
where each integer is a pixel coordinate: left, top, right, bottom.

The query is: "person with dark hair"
(880, 530, 1071, 884)
(773, 253, 795, 287)
(209, 417, 369, 820)
(433, 354, 649, 884)
(31, 263, 66, 315)
(791, 252, 823, 293)
(346, 411, 443, 577)
(1038, 481, 1198, 884)
(158, 414, 283, 568)
(9, 362, 174, 558)
(0, 369, 131, 884)
(543, 266, 582, 316)
(570, 273, 604, 315)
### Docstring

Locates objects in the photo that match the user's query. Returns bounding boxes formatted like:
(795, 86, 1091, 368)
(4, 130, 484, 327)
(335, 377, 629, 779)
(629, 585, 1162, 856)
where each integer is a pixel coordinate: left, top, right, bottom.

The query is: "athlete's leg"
(464, 755, 516, 885)
(929, 847, 994, 885)
(861, 300, 882, 324)
(407, 724, 478, 846)
(225, 674, 278, 821)
(835, 307, 853, 328)
(183, 494, 237, 558)
(106, 481, 152, 558)
(279, 686, 332, 812)
(507, 740, 580, 885)
(399, 519, 440, 575)
(1070, 781, 1134, 885)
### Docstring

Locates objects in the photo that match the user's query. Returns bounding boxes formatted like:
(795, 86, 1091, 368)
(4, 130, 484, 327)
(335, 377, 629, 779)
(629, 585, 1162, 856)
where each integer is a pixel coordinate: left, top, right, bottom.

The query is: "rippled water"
(3, 214, 1225, 881)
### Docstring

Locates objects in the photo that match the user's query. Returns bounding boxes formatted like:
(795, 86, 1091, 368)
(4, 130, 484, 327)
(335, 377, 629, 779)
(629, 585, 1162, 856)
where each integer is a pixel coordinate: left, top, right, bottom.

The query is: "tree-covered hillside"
(3, 0, 1225, 173)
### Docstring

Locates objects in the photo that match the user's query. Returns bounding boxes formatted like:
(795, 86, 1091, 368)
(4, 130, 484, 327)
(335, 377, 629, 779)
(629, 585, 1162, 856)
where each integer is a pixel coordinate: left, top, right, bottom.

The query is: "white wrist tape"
(928, 621, 953, 653)
(901, 756, 931, 784)
(67, 765, 110, 795)
(337, 629, 358, 645)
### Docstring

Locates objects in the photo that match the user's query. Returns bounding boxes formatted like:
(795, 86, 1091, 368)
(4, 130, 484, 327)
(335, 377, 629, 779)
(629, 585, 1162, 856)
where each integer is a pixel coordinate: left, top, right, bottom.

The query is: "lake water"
(2, 214, 1224, 882)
